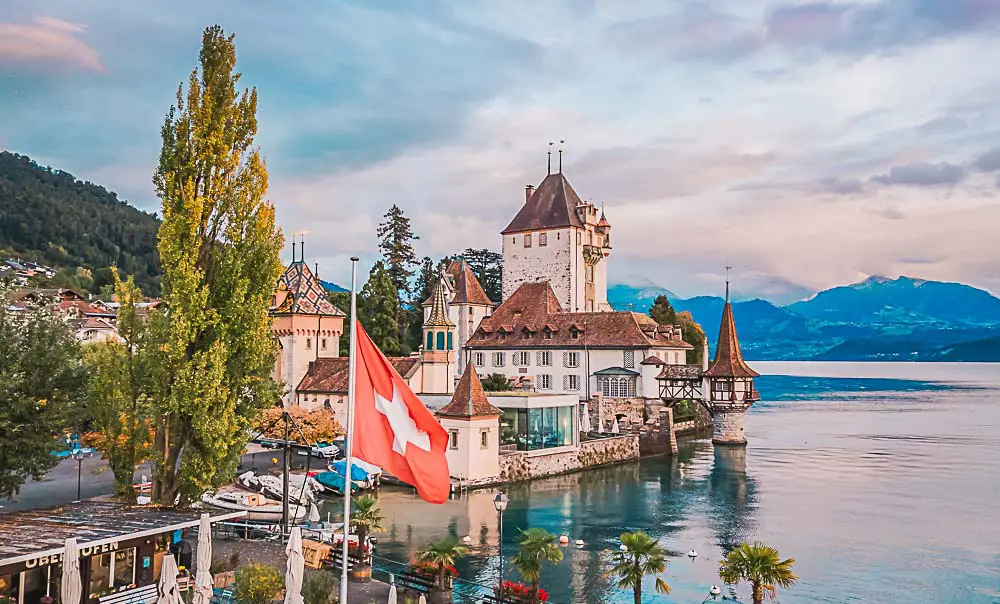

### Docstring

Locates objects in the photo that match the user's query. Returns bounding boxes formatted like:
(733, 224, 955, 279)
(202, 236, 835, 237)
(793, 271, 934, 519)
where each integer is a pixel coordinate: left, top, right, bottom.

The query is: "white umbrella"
(387, 582, 397, 604)
(193, 513, 213, 604)
(158, 554, 181, 604)
(418, 595, 427, 604)
(610, 417, 620, 434)
(61, 538, 81, 604)
(580, 402, 592, 433)
(284, 527, 305, 604)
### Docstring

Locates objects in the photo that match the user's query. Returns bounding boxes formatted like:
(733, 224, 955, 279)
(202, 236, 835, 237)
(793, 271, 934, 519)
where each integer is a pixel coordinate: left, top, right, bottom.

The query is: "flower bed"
(501, 580, 549, 602)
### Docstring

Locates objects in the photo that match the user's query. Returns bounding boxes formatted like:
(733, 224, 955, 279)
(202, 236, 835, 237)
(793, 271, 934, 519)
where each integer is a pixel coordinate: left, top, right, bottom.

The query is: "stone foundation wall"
(712, 410, 747, 444)
(497, 436, 639, 484)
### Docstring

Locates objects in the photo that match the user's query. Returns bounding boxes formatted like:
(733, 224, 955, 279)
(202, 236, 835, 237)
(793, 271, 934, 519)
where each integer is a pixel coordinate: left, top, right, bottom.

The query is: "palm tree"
(511, 528, 563, 603)
(350, 494, 384, 564)
(416, 537, 468, 589)
(610, 531, 670, 604)
(718, 542, 797, 604)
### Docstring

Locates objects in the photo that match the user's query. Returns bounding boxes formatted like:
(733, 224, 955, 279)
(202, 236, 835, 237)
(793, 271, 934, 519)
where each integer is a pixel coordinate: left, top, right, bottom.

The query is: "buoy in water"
(710, 585, 722, 596)
(575, 539, 585, 547)
(688, 549, 698, 558)
(559, 534, 569, 545)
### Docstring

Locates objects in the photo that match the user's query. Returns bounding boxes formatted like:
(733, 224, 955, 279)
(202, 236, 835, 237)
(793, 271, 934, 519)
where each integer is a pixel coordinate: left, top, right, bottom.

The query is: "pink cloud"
(0, 16, 104, 72)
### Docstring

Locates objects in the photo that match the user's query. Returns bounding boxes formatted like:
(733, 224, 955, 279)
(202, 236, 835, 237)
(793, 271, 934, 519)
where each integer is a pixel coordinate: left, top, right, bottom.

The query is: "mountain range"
(609, 276, 1000, 361)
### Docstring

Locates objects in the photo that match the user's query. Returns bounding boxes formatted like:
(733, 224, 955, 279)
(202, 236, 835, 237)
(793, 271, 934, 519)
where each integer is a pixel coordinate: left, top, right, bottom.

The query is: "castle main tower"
(501, 169, 612, 311)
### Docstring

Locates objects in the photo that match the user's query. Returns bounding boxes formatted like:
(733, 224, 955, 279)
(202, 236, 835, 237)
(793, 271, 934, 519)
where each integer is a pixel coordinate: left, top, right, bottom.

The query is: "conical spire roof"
(424, 272, 455, 327)
(705, 300, 759, 378)
(437, 364, 502, 418)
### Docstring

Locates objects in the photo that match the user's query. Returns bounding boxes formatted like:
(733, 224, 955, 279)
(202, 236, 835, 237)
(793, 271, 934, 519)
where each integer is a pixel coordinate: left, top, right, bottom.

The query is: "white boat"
(236, 471, 319, 504)
(201, 489, 308, 523)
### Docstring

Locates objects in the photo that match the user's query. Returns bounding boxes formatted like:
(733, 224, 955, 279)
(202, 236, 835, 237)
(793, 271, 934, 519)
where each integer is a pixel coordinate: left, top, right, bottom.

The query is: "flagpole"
(340, 256, 359, 604)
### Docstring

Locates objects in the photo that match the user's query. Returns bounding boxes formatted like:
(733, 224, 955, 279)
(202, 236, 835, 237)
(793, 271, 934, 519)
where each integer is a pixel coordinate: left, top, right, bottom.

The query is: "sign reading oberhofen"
(24, 541, 120, 569)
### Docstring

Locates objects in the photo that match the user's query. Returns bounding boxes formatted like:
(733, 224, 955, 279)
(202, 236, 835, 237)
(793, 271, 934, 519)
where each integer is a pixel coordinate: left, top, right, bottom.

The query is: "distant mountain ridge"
(609, 276, 1000, 362)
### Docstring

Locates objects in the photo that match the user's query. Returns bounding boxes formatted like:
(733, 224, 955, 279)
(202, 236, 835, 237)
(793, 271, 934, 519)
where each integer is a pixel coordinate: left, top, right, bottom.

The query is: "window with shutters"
(564, 351, 580, 368)
(524, 233, 532, 248)
(537, 374, 552, 390)
(564, 375, 580, 391)
(513, 351, 530, 366)
(623, 349, 635, 368)
(539, 232, 547, 246)
(493, 352, 506, 367)
(537, 351, 552, 366)
(473, 352, 485, 367)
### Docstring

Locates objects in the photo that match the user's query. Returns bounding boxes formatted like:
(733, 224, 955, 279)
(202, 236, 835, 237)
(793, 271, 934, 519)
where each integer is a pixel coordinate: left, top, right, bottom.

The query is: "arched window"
(436, 331, 445, 350)
(447, 332, 453, 350)
(426, 331, 434, 351)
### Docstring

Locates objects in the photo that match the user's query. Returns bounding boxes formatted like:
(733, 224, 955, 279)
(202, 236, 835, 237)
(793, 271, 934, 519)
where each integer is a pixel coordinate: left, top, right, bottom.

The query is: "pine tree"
(0, 290, 84, 499)
(649, 295, 677, 325)
(148, 25, 284, 504)
(377, 204, 419, 300)
(360, 262, 401, 355)
(460, 248, 502, 303)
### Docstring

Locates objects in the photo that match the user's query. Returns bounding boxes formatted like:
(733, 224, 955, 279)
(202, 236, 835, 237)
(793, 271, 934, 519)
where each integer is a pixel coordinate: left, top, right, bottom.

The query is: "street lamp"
(72, 448, 92, 502)
(493, 492, 509, 601)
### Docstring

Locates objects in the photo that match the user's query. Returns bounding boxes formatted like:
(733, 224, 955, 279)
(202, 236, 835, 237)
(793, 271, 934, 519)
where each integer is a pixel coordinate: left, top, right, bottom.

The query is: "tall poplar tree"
(149, 25, 283, 504)
(360, 262, 401, 355)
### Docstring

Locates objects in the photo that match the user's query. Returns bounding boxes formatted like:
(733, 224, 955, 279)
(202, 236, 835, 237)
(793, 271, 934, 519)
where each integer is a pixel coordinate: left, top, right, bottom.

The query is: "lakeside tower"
(704, 281, 760, 445)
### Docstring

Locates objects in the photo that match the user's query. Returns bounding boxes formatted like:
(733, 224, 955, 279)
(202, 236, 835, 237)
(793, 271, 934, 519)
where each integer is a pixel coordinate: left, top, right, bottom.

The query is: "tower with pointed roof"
(423, 259, 494, 375)
(704, 278, 760, 445)
(436, 364, 503, 482)
(501, 165, 612, 312)
(421, 271, 457, 394)
(271, 242, 345, 406)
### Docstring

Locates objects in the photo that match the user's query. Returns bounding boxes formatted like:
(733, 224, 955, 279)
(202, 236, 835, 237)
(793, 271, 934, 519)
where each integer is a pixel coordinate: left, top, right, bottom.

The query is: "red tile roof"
(705, 301, 759, 378)
(437, 365, 502, 418)
(273, 262, 344, 316)
(446, 260, 493, 306)
(57, 300, 116, 317)
(297, 356, 420, 393)
(501, 173, 586, 234)
(466, 282, 693, 349)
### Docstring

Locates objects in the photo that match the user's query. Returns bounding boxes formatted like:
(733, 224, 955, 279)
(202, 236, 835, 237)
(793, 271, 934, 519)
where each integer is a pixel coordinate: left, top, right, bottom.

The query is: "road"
(1, 447, 328, 512)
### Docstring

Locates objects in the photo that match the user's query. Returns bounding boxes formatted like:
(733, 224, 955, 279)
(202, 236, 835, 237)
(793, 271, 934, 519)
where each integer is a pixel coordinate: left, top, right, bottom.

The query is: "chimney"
(525, 184, 534, 203)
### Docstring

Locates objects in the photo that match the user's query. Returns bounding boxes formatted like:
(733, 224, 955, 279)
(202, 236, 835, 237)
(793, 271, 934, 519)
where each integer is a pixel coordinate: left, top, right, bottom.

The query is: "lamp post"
(72, 448, 92, 502)
(493, 491, 509, 601)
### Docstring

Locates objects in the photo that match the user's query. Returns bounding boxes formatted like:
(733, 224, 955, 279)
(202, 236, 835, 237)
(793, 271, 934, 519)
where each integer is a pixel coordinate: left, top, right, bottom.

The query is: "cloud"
(871, 162, 966, 186)
(817, 176, 864, 195)
(607, 5, 763, 62)
(972, 147, 1000, 172)
(0, 16, 103, 71)
(917, 116, 967, 134)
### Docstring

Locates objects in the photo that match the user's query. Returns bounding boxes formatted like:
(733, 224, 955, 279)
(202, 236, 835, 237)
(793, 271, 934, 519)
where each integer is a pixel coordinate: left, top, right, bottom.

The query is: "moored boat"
(201, 489, 308, 522)
(312, 470, 360, 495)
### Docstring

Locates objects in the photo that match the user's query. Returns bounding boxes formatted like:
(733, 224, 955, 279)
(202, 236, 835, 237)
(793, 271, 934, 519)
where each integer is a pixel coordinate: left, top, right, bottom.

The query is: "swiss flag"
(351, 320, 451, 504)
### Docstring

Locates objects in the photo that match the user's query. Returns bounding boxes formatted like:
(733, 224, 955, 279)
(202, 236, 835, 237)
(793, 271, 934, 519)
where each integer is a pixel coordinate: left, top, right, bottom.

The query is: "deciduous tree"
(0, 291, 84, 500)
(82, 272, 153, 502)
(149, 25, 283, 504)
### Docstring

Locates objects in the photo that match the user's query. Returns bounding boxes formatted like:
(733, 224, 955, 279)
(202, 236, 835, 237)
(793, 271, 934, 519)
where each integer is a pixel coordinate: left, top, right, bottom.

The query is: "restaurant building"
(0, 502, 242, 604)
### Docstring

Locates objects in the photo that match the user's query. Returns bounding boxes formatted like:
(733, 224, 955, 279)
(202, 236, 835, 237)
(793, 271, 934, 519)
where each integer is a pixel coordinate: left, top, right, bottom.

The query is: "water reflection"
(708, 446, 757, 552)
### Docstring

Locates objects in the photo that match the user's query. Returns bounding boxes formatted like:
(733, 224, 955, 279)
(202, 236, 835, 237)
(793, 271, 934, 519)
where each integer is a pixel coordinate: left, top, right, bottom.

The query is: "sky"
(2, 0, 1000, 303)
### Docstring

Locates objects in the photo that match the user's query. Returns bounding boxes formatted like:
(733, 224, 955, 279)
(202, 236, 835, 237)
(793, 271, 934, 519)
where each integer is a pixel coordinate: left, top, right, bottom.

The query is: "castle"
(272, 163, 757, 446)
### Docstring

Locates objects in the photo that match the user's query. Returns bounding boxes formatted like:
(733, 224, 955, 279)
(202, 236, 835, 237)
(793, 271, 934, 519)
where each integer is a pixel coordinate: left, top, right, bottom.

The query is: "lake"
(335, 362, 1000, 603)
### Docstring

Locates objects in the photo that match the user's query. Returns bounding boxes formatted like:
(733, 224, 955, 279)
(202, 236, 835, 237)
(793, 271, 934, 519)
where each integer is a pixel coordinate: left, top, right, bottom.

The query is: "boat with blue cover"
(311, 470, 360, 495)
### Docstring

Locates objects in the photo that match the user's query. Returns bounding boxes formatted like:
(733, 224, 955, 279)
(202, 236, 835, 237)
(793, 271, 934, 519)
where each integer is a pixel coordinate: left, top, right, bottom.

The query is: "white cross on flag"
(351, 320, 450, 503)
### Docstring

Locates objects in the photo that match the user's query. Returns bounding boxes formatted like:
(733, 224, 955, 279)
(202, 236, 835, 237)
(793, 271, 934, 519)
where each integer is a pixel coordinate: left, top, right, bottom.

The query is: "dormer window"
(543, 328, 553, 340)
(513, 311, 522, 320)
(521, 329, 531, 340)
(570, 328, 580, 339)
(499, 332, 506, 341)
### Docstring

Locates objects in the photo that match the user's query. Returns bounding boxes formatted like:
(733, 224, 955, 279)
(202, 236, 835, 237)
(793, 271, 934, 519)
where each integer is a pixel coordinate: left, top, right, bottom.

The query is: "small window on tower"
(524, 233, 532, 248)
(539, 233, 547, 246)
(449, 430, 459, 450)
(321, 338, 327, 350)
(480, 429, 489, 449)
(306, 338, 312, 350)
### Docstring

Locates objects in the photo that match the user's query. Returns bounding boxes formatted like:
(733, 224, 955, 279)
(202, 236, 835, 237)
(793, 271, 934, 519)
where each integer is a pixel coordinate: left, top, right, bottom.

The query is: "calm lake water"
(329, 362, 1000, 603)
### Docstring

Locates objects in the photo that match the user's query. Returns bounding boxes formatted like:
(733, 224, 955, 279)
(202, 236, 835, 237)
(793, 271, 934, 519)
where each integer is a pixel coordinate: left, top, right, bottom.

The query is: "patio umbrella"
(308, 502, 321, 524)
(61, 538, 81, 604)
(387, 582, 397, 604)
(610, 417, 620, 434)
(418, 595, 427, 604)
(580, 402, 592, 433)
(284, 527, 305, 604)
(158, 554, 182, 604)
(193, 513, 213, 604)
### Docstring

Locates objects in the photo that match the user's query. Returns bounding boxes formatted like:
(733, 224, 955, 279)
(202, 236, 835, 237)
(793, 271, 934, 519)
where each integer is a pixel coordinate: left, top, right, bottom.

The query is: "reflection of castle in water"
(708, 445, 758, 551)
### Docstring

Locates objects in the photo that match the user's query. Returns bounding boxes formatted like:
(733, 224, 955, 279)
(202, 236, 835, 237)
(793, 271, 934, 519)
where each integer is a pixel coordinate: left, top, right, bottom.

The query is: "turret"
(704, 279, 759, 445)
(420, 271, 456, 393)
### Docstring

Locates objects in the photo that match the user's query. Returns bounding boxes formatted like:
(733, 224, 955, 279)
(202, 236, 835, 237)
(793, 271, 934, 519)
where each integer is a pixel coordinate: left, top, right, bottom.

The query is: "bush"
(301, 572, 337, 604)
(233, 561, 283, 604)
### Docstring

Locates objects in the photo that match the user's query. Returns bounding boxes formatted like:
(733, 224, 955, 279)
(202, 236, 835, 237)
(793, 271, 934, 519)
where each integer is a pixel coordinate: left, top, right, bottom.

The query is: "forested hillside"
(0, 152, 160, 294)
